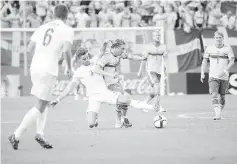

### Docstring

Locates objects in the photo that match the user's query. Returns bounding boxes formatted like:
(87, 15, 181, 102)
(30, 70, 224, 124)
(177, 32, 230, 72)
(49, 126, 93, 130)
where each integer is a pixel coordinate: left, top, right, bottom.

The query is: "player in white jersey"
(8, 5, 74, 150)
(49, 48, 156, 128)
(137, 30, 167, 113)
(201, 30, 235, 120)
(97, 39, 147, 128)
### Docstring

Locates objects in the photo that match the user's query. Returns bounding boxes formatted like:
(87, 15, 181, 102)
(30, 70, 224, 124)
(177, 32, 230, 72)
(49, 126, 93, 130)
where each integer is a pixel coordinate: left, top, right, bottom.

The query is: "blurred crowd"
(1, 0, 237, 31)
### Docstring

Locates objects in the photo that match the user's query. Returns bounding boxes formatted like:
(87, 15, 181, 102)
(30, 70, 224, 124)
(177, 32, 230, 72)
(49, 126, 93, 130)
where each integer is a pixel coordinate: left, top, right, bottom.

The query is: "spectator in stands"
(66, 7, 76, 27)
(44, 10, 54, 24)
(131, 8, 142, 27)
(181, 6, 194, 33)
(75, 6, 89, 28)
(121, 7, 131, 27)
(1, 2, 10, 28)
(152, 5, 166, 27)
(206, 2, 222, 28)
(26, 8, 41, 28)
(194, 4, 206, 30)
(98, 7, 111, 27)
(220, 11, 236, 30)
(112, 7, 123, 27)
(88, 8, 98, 27)
(2, 3, 21, 28)
(165, 4, 177, 29)
(35, 1, 48, 23)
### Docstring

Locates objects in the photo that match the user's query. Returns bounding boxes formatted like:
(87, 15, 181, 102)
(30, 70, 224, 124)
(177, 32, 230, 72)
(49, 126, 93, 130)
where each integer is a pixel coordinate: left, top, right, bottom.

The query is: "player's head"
(111, 39, 126, 57)
(74, 47, 90, 66)
(214, 30, 224, 46)
(152, 30, 161, 43)
(54, 4, 68, 22)
(101, 40, 113, 54)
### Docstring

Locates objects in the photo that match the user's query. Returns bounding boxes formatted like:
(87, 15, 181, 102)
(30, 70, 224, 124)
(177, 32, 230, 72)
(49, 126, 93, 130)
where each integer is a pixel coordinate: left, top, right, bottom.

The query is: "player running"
(49, 47, 156, 128)
(137, 30, 167, 113)
(200, 30, 235, 120)
(97, 39, 147, 128)
(8, 5, 74, 150)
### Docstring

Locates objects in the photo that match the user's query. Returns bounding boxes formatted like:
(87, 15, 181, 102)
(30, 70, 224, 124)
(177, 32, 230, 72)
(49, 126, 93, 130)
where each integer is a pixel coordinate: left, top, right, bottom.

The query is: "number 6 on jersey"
(43, 28, 54, 46)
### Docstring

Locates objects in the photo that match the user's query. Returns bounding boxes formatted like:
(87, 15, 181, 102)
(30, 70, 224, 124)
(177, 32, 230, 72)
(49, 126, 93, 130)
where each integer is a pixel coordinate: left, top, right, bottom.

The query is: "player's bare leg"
(87, 111, 99, 128)
(87, 100, 100, 128)
(8, 99, 53, 150)
(115, 90, 132, 128)
(219, 94, 226, 111)
(212, 92, 221, 120)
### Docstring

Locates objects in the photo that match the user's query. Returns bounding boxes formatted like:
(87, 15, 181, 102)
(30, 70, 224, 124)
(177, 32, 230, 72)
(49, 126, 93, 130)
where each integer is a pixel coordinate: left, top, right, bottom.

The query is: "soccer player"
(137, 30, 167, 113)
(97, 39, 147, 128)
(8, 5, 74, 150)
(50, 48, 155, 128)
(200, 30, 235, 120)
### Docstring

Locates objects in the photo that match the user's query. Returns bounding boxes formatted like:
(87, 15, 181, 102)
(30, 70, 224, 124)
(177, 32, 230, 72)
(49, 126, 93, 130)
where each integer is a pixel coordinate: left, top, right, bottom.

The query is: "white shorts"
(87, 90, 120, 113)
(30, 71, 57, 101)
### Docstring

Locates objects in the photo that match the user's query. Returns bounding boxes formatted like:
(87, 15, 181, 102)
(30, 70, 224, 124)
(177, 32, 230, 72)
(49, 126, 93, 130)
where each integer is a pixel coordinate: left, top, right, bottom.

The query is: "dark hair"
(111, 42, 125, 49)
(74, 47, 88, 58)
(54, 4, 68, 20)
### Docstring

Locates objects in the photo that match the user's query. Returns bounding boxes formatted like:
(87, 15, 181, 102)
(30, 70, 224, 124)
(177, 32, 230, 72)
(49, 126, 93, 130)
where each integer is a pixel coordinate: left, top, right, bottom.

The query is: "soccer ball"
(153, 115, 167, 128)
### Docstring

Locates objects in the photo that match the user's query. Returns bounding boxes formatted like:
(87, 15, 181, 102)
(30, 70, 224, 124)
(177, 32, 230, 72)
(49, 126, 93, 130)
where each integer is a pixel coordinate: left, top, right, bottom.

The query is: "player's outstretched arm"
(50, 80, 78, 107)
(200, 58, 208, 83)
(137, 60, 145, 78)
(127, 53, 147, 61)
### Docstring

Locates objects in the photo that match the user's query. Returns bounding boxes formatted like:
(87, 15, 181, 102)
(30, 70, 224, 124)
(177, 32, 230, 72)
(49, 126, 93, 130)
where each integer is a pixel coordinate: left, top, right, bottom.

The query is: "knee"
(211, 92, 219, 99)
(150, 83, 160, 96)
(220, 95, 226, 105)
(35, 100, 48, 113)
(116, 95, 130, 112)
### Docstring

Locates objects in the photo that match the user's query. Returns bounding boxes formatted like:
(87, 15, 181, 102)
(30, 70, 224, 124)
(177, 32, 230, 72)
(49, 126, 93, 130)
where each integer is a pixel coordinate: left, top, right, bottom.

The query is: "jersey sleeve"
(227, 46, 235, 60)
(203, 47, 210, 59)
(63, 26, 74, 44)
(97, 55, 110, 68)
(30, 28, 40, 42)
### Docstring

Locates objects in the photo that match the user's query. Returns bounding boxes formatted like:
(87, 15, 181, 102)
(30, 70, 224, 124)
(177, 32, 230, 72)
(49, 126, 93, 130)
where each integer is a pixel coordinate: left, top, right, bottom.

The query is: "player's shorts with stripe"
(209, 77, 229, 95)
(30, 71, 57, 101)
(87, 89, 121, 113)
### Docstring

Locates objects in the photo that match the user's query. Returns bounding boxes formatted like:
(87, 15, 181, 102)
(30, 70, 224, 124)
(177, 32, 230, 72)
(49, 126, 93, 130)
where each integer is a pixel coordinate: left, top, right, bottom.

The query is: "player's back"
(30, 20, 73, 76)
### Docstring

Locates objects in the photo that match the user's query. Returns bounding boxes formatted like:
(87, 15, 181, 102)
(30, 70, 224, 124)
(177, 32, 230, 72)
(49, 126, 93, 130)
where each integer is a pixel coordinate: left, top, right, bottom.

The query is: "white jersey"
(30, 20, 74, 76)
(204, 44, 234, 80)
(72, 65, 109, 96)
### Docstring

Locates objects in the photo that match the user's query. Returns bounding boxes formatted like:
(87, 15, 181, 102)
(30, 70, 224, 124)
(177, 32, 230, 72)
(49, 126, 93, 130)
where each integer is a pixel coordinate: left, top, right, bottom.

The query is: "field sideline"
(1, 95, 237, 164)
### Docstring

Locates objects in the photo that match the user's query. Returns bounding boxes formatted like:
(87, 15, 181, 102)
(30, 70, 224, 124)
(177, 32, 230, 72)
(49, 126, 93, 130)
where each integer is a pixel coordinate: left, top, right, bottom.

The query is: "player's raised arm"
(125, 53, 147, 61)
(200, 47, 209, 83)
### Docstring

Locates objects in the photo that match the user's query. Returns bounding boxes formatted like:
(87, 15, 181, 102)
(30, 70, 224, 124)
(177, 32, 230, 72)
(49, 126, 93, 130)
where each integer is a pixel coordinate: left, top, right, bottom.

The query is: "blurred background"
(1, 0, 237, 98)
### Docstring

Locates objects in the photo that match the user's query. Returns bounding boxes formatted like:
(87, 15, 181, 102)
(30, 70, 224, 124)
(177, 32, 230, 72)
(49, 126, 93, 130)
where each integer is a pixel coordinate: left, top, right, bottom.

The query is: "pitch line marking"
(178, 111, 237, 119)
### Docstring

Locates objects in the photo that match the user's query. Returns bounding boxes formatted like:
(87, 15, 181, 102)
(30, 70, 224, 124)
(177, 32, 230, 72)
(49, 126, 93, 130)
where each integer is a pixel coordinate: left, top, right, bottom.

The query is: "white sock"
(130, 100, 154, 111)
(14, 107, 40, 139)
(36, 107, 49, 136)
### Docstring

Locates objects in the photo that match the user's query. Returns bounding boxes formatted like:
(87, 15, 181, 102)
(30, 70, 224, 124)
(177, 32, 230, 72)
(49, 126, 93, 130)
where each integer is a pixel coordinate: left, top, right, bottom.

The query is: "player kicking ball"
(8, 5, 74, 150)
(200, 30, 235, 120)
(49, 48, 156, 128)
(96, 39, 147, 128)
